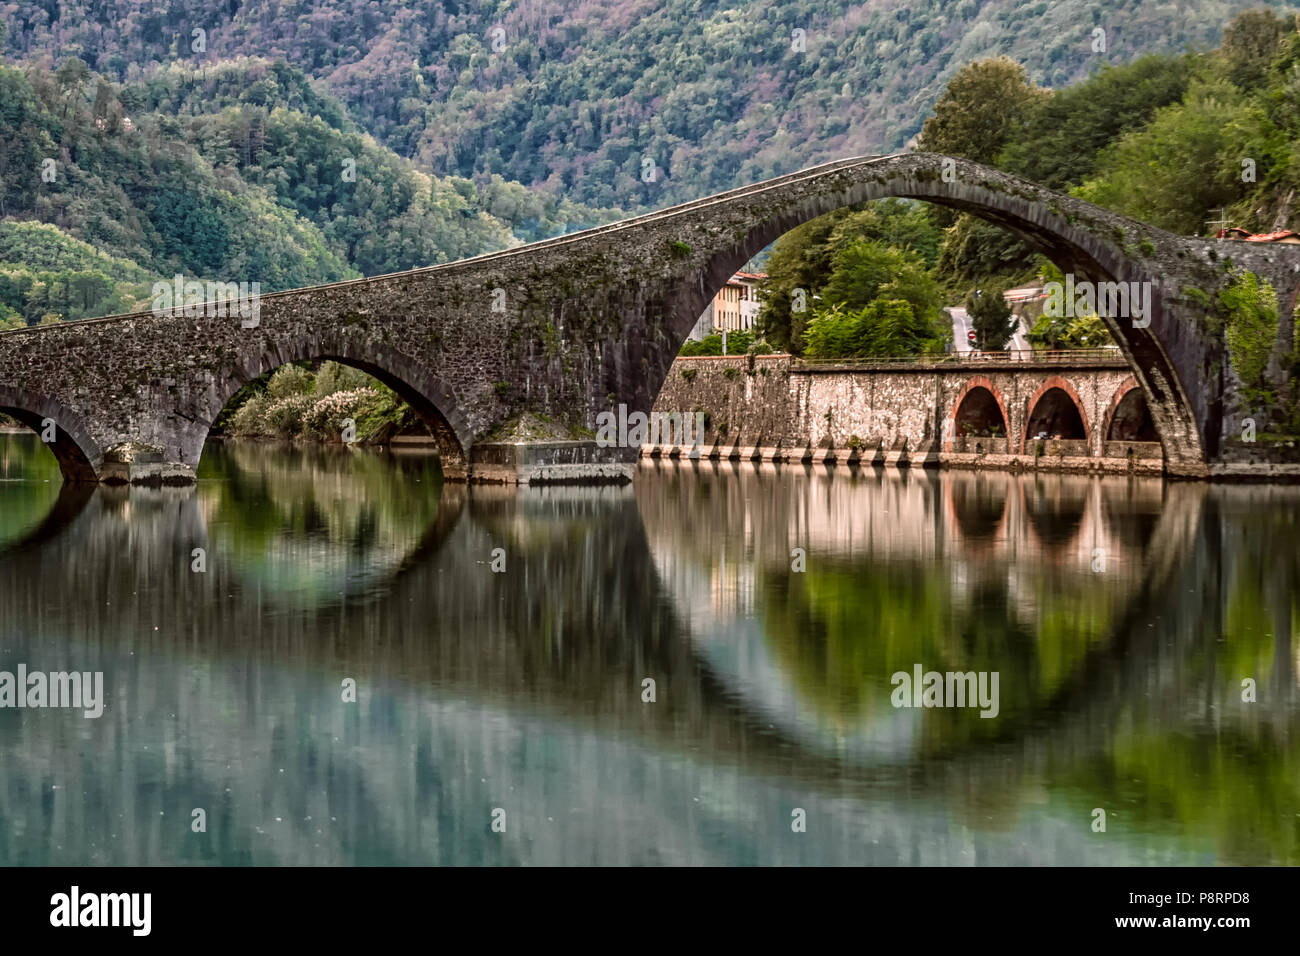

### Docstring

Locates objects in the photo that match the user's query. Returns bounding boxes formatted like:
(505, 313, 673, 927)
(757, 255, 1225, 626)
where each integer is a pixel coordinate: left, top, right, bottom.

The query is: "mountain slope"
(0, 54, 624, 323)
(4, 0, 1293, 210)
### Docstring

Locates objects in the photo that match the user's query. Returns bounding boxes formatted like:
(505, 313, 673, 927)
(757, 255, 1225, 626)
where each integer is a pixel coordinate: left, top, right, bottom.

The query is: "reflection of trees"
(196, 441, 444, 603)
(759, 557, 1118, 749)
(0, 432, 63, 548)
(1061, 732, 1300, 864)
(1046, 488, 1300, 864)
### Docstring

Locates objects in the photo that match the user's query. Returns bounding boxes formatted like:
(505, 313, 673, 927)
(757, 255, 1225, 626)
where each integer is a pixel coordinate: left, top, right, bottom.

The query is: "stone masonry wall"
(652, 356, 1147, 469)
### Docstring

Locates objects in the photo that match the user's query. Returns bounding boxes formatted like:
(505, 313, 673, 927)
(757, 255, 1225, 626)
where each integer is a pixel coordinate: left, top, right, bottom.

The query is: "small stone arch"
(200, 337, 473, 475)
(0, 385, 102, 482)
(947, 377, 1011, 450)
(1020, 376, 1091, 452)
(1103, 375, 1158, 443)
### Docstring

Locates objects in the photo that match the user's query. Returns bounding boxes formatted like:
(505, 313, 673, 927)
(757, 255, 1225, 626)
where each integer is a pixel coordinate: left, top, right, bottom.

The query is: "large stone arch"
(194, 336, 473, 477)
(947, 376, 1011, 450)
(0, 385, 102, 482)
(632, 154, 1219, 474)
(1020, 376, 1091, 453)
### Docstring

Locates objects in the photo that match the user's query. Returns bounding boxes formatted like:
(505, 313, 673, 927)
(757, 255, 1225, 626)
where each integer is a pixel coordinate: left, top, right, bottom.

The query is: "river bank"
(648, 355, 1300, 479)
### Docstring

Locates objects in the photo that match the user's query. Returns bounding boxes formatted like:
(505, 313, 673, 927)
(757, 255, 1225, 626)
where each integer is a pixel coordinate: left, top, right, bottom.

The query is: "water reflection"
(197, 441, 448, 606)
(0, 435, 1296, 865)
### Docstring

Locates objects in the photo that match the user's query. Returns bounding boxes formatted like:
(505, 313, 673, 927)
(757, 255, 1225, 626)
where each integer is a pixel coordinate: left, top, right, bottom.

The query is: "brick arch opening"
(949, 377, 1010, 448)
(1021, 376, 1090, 451)
(201, 339, 472, 477)
(0, 386, 102, 482)
(1104, 376, 1158, 442)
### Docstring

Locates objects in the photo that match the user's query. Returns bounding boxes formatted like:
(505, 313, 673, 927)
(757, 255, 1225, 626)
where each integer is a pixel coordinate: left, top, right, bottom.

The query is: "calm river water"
(0, 432, 1296, 865)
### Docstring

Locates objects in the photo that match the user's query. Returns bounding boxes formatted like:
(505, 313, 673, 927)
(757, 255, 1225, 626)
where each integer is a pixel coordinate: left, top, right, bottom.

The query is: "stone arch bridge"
(0, 153, 1296, 483)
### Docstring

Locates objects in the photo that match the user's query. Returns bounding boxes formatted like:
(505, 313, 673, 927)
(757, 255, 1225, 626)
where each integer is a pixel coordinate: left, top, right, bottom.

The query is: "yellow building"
(687, 272, 766, 340)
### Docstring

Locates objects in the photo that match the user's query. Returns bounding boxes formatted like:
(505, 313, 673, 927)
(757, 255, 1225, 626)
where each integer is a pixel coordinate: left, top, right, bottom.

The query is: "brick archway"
(946, 376, 1011, 451)
(1101, 374, 1157, 443)
(1020, 375, 1091, 453)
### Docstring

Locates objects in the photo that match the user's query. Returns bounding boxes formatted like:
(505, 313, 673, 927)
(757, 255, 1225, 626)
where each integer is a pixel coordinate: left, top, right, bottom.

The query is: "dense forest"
(2, 0, 1290, 210)
(0, 47, 620, 327)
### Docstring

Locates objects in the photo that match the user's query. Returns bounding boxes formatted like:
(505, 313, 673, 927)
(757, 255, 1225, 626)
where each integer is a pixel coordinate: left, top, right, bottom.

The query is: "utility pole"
(1204, 208, 1229, 235)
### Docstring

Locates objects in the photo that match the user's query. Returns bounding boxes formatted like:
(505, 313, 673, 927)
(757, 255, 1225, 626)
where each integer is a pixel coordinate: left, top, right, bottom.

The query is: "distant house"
(687, 272, 767, 341)
(1002, 285, 1046, 305)
(1216, 227, 1300, 244)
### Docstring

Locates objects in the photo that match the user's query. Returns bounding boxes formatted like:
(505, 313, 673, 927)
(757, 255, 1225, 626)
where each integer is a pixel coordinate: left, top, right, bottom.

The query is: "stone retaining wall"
(648, 355, 1164, 475)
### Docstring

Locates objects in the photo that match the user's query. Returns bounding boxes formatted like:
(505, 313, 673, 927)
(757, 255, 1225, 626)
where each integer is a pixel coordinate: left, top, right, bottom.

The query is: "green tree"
(1220, 8, 1293, 90)
(999, 54, 1194, 189)
(757, 205, 945, 353)
(916, 57, 1046, 164)
(826, 199, 943, 269)
(966, 285, 1014, 351)
(756, 211, 853, 353)
(804, 299, 943, 359)
(54, 57, 91, 117)
(1076, 79, 1276, 235)
(918, 57, 1047, 266)
(936, 216, 1038, 288)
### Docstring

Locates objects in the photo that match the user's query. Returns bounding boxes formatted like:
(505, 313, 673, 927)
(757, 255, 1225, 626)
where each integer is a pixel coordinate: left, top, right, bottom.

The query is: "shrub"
(314, 361, 371, 396)
(229, 394, 270, 436)
(1221, 271, 1278, 408)
(263, 394, 316, 437)
(266, 363, 315, 401)
(302, 387, 380, 440)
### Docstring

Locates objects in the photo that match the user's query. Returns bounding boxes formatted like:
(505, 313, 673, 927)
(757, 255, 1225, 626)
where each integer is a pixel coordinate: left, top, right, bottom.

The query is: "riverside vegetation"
(215, 362, 422, 444)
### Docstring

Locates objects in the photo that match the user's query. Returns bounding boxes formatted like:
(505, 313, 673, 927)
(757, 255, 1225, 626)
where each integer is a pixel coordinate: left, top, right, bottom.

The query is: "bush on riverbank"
(679, 330, 775, 356)
(225, 362, 421, 444)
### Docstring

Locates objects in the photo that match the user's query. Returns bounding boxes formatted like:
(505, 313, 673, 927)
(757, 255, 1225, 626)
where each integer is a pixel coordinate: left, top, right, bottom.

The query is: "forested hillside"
(0, 51, 621, 326)
(3, 0, 1292, 210)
